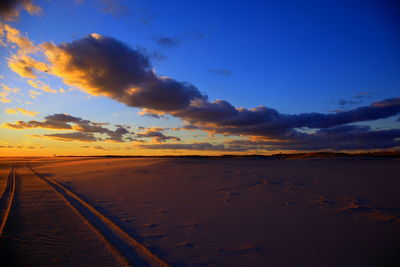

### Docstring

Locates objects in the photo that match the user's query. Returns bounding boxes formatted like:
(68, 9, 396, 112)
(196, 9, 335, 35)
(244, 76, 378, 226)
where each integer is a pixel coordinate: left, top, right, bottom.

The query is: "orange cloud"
(0, 83, 20, 103)
(27, 79, 57, 93)
(0, 23, 33, 49)
(29, 90, 41, 99)
(32, 132, 98, 142)
(5, 107, 39, 117)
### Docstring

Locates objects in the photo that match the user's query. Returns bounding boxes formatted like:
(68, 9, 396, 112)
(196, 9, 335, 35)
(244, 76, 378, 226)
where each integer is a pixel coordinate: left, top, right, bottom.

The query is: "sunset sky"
(0, 0, 399, 156)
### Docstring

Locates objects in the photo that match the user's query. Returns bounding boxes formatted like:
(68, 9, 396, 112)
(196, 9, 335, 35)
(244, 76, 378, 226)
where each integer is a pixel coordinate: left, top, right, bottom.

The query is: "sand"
(0, 165, 127, 266)
(1, 157, 399, 266)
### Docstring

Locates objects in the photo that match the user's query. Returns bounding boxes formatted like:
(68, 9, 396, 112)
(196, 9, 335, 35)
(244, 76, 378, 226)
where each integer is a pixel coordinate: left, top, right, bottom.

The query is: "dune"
(0, 156, 399, 266)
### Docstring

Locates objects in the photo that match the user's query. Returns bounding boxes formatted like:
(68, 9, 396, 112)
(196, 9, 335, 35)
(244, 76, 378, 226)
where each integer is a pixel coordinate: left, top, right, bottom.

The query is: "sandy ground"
(1, 157, 399, 266)
(0, 164, 127, 266)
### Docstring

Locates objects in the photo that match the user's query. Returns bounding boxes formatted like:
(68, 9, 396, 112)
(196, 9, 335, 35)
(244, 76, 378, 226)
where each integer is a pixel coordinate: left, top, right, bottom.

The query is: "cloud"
(0, 83, 20, 103)
(30, 34, 207, 112)
(28, 90, 41, 99)
(173, 97, 400, 141)
(135, 127, 180, 143)
(0, 23, 33, 50)
(4, 113, 133, 142)
(33, 132, 99, 142)
(27, 80, 57, 93)
(5, 107, 39, 116)
(225, 125, 400, 151)
(153, 36, 180, 47)
(93, 145, 108, 150)
(0, 0, 41, 21)
(336, 92, 376, 109)
(45, 113, 85, 123)
(4, 119, 72, 130)
(0, 144, 44, 149)
(0, 91, 12, 103)
(1, 83, 20, 93)
(6, 32, 400, 151)
(137, 142, 247, 151)
(208, 69, 232, 75)
(99, 0, 130, 17)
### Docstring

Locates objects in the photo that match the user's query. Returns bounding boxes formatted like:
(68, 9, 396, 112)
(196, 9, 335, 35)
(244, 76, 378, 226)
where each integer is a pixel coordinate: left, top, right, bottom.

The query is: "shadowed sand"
(0, 165, 127, 267)
(1, 157, 400, 266)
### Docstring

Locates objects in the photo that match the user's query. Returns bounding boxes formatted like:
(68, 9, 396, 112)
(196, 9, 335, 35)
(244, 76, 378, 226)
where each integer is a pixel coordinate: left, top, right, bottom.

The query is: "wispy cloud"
(5, 107, 39, 117)
(27, 80, 57, 93)
(336, 92, 377, 110)
(135, 127, 180, 143)
(33, 132, 99, 142)
(153, 36, 180, 47)
(99, 0, 130, 17)
(28, 90, 41, 99)
(208, 69, 232, 75)
(0, 83, 20, 103)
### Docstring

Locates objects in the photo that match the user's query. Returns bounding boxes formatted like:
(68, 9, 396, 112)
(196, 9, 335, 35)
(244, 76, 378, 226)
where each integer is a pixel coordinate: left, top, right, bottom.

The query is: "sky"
(0, 0, 399, 156)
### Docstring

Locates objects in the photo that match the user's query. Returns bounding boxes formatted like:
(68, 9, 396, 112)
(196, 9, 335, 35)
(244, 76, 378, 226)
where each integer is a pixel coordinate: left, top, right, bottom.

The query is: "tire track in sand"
(1, 166, 127, 266)
(29, 166, 169, 267)
(0, 166, 16, 235)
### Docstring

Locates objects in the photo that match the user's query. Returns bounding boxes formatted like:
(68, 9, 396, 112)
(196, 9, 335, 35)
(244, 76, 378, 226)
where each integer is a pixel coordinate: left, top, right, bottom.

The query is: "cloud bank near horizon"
(5, 113, 133, 143)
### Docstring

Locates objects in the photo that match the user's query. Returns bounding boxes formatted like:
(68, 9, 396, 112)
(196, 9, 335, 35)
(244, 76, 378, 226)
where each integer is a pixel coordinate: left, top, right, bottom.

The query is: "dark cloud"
(135, 127, 180, 143)
(208, 69, 232, 75)
(354, 91, 375, 99)
(94, 145, 107, 150)
(5, 120, 72, 130)
(172, 125, 199, 131)
(137, 142, 248, 152)
(34, 132, 99, 142)
(0, 0, 41, 21)
(99, 0, 130, 17)
(37, 35, 207, 112)
(45, 113, 84, 123)
(338, 99, 359, 107)
(153, 36, 180, 47)
(226, 125, 400, 151)
(174, 98, 400, 141)
(336, 92, 376, 108)
(5, 113, 133, 142)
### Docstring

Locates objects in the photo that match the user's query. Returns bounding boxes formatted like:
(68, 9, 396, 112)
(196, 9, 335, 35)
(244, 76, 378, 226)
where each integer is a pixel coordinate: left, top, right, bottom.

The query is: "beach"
(0, 157, 399, 266)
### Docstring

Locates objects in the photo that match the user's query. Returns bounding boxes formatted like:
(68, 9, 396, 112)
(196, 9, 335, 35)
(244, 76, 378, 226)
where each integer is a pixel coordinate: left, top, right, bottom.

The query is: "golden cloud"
(5, 107, 39, 117)
(27, 79, 57, 93)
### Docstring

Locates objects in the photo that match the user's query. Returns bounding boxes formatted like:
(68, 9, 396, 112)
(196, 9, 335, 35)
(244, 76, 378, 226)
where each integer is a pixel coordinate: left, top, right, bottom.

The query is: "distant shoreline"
(3, 151, 399, 159)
